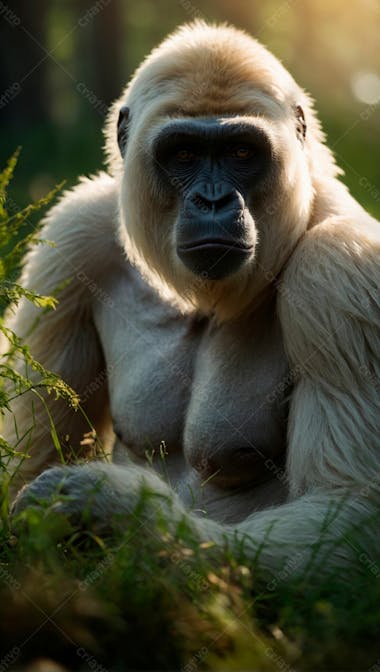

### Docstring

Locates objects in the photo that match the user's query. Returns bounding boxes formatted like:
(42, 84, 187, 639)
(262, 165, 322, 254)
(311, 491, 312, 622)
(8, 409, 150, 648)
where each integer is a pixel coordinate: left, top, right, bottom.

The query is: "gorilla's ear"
(117, 105, 130, 157)
(295, 104, 307, 143)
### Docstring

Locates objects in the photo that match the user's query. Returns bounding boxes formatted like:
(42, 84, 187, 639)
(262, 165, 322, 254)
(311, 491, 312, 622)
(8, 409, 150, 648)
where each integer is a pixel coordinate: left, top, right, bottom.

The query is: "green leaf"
(0, 147, 21, 199)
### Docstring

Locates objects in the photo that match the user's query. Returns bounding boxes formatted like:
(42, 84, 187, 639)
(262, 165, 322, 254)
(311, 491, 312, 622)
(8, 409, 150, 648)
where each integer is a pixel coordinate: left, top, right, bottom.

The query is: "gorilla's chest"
(94, 267, 289, 479)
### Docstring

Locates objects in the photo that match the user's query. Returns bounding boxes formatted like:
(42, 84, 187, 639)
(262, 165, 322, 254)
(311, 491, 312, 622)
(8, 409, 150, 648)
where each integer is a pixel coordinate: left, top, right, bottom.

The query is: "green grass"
(1, 503, 380, 671)
(1, 156, 380, 671)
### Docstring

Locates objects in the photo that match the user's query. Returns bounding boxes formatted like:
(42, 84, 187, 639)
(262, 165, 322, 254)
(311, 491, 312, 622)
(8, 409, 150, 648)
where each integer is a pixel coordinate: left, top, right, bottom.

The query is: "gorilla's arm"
(2, 173, 118, 490)
(239, 216, 380, 572)
(279, 215, 380, 496)
(11, 460, 373, 580)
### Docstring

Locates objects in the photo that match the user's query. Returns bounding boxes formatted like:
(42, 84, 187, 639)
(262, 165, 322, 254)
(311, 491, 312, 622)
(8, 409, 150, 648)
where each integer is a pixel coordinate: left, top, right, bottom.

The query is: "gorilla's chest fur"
(94, 260, 289, 519)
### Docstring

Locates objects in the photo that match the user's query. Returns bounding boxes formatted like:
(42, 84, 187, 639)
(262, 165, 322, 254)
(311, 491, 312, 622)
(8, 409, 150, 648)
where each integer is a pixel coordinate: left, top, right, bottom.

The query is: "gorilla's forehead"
(173, 88, 285, 119)
(131, 76, 288, 127)
(132, 73, 289, 119)
(127, 31, 297, 119)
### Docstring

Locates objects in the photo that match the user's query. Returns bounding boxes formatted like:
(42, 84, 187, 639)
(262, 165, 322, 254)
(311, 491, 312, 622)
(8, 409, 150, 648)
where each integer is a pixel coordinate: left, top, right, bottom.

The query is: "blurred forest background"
(1, 0, 379, 217)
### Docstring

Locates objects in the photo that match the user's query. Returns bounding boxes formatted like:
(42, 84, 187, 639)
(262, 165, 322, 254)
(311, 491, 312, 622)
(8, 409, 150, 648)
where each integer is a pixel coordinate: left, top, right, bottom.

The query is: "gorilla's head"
(105, 22, 338, 320)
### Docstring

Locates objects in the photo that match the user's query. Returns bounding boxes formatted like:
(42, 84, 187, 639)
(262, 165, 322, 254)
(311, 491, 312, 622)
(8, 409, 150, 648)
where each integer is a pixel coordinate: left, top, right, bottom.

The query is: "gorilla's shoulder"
(22, 172, 121, 288)
(280, 215, 380, 331)
(290, 215, 380, 278)
(44, 171, 118, 239)
(43, 172, 119, 256)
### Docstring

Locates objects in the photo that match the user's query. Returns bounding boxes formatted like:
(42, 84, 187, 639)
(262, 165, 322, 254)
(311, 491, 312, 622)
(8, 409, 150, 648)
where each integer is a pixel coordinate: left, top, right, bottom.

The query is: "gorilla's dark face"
(153, 119, 272, 280)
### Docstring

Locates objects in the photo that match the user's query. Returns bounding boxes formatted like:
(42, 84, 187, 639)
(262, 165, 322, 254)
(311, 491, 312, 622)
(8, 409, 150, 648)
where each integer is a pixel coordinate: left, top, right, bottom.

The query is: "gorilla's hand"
(11, 462, 185, 536)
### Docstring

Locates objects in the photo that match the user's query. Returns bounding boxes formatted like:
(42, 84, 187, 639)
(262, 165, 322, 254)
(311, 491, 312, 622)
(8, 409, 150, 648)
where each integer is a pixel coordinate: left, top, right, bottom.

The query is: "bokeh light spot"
(351, 71, 380, 105)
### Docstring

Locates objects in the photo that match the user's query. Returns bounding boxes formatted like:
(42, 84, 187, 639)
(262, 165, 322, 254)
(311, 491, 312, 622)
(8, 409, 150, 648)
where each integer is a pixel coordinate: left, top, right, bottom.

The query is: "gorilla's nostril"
(190, 193, 212, 212)
(215, 192, 236, 210)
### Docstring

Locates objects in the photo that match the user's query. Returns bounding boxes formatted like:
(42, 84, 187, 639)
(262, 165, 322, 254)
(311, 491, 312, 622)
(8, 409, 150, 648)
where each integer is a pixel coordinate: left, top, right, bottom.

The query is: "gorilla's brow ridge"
(152, 119, 271, 155)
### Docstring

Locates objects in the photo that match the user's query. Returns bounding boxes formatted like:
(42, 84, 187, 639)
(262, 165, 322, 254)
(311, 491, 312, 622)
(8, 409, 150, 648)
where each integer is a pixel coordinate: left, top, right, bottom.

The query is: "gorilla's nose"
(189, 448, 281, 489)
(190, 183, 237, 212)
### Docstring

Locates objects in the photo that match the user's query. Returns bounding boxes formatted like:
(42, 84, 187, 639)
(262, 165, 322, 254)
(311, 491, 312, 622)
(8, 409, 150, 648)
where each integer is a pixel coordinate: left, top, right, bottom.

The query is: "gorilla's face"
(152, 118, 272, 281)
(115, 27, 316, 320)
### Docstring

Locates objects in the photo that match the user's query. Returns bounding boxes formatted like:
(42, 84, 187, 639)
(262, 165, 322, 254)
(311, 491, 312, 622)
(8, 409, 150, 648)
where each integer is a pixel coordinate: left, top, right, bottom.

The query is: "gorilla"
(4, 22, 380, 578)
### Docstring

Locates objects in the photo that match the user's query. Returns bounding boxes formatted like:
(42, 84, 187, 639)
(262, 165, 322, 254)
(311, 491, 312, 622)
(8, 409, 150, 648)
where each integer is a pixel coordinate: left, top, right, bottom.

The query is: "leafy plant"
(0, 152, 79, 476)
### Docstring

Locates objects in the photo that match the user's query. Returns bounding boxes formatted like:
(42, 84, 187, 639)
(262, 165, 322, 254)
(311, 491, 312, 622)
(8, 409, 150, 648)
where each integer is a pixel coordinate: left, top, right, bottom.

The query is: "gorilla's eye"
(229, 146, 254, 160)
(175, 148, 197, 162)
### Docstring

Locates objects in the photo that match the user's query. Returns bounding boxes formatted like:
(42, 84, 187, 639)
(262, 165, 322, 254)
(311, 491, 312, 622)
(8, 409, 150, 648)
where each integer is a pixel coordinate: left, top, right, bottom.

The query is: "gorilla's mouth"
(177, 238, 254, 280)
(178, 238, 253, 252)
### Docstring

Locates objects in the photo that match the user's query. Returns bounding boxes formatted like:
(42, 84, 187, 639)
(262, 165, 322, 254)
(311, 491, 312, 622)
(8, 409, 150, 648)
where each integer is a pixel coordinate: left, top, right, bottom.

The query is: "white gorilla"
(4, 22, 380, 579)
